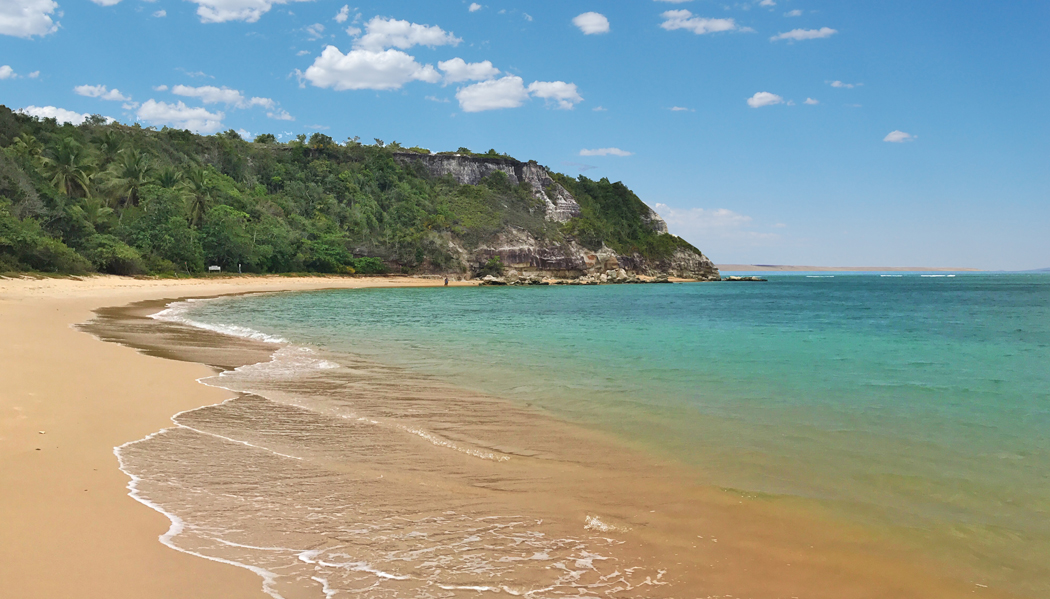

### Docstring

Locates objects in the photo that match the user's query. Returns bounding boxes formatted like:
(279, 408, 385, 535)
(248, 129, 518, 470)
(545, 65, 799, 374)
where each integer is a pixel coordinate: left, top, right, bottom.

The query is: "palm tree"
(153, 166, 185, 190)
(40, 137, 95, 198)
(10, 133, 44, 165)
(93, 130, 123, 167)
(184, 166, 212, 228)
(76, 197, 115, 231)
(103, 149, 152, 209)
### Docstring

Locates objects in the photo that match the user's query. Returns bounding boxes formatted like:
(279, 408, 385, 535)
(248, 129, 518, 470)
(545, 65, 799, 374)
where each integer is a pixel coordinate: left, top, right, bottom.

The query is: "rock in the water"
(722, 275, 767, 282)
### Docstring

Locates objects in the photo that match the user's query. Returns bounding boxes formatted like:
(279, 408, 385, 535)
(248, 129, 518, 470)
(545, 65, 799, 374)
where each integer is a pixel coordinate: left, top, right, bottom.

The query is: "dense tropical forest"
(0, 105, 696, 276)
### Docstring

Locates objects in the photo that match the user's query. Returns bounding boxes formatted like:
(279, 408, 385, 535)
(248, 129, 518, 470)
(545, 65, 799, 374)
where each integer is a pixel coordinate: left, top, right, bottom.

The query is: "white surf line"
(106, 301, 311, 599)
(400, 425, 511, 462)
(114, 433, 288, 599)
(150, 297, 289, 344)
(174, 421, 303, 461)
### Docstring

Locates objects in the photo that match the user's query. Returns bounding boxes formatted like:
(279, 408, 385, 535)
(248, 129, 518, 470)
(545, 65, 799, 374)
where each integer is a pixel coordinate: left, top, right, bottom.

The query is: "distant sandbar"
(717, 264, 980, 272)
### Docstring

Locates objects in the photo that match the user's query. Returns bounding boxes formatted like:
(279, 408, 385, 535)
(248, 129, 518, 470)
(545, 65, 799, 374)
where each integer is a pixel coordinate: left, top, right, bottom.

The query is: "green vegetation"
(0, 105, 697, 276)
(552, 173, 697, 260)
(476, 255, 505, 278)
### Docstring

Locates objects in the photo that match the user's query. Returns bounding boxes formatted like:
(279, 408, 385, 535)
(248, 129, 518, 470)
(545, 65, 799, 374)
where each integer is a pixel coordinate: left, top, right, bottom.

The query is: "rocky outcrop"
(394, 152, 719, 281)
(394, 152, 581, 222)
(470, 227, 719, 281)
(641, 206, 669, 234)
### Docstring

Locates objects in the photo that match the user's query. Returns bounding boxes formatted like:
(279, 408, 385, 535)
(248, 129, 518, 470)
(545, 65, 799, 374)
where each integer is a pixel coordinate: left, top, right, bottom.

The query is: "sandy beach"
(0, 275, 468, 599)
(1, 274, 1021, 599)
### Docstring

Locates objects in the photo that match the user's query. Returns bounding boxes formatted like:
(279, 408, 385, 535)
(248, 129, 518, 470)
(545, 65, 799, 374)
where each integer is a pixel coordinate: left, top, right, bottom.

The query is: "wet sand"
(0, 274, 1012, 598)
(0, 275, 472, 599)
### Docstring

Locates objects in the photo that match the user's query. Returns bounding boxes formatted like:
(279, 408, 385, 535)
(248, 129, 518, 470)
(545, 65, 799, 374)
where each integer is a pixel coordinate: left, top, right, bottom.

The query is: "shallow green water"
(186, 274, 1050, 592)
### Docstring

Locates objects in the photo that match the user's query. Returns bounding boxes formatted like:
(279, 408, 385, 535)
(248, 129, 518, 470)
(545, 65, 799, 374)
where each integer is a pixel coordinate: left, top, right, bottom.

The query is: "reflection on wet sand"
(82, 299, 1010, 599)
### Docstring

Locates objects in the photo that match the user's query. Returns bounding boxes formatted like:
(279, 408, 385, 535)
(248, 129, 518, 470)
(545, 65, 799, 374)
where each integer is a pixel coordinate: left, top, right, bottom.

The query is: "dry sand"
(0, 275, 467, 599)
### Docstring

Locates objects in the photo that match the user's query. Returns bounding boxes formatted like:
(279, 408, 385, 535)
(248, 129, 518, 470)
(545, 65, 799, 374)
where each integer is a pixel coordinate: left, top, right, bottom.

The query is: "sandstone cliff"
(394, 152, 719, 281)
(394, 152, 582, 222)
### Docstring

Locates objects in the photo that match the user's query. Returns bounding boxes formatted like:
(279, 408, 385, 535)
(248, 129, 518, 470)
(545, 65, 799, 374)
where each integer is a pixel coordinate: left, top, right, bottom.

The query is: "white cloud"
(771, 27, 837, 41)
(669, 106, 693, 111)
(0, 65, 14, 79)
(90, 0, 121, 6)
(830, 80, 860, 88)
(267, 109, 295, 120)
(456, 76, 529, 112)
(527, 80, 583, 109)
(136, 99, 225, 133)
(883, 130, 915, 143)
(17, 106, 114, 125)
(344, 25, 360, 36)
(468, 2, 481, 12)
(74, 84, 130, 101)
(785, 9, 802, 17)
(573, 11, 609, 35)
(27, 70, 39, 78)
(185, 0, 311, 24)
(170, 84, 275, 109)
(354, 16, 461, 51)
(425, 95, 449, 103)
(0, 0, 59, 38)
(454, 77, 583, 112)
(660, 10, 740, 35)
(122, 101, 139, 110)
(334, 4, 349, 23)
(804, 97, 819, 105)
(153, 85, 169, 91)
(303, 46, 440, 91)
(153, 9, 166, 17)
(592, 105, 607, 111)
(438, 57, 499, 84)
(759, 0, 775, 6)
(747, 91, 783, 107)
(580, 147, 632, 157)
(305, 23, 324, 40)
(296, 49, 310, 56)
(655, 204, 763, 232)
(656, 204, 781, 243)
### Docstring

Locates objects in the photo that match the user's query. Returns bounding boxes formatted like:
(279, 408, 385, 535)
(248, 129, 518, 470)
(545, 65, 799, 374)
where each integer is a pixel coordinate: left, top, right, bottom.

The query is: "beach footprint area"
(80, 294, 1018, 599)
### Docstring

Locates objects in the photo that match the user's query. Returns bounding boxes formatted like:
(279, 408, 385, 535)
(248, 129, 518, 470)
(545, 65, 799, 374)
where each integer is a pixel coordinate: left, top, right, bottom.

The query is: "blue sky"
(2, 0, 1047, 269)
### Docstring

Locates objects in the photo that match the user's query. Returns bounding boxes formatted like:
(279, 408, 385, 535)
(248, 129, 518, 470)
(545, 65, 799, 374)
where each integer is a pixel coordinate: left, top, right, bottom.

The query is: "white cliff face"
(394, 153, 581, 222)
(392, 152, 718, 280)
(642, 207, 669, 234)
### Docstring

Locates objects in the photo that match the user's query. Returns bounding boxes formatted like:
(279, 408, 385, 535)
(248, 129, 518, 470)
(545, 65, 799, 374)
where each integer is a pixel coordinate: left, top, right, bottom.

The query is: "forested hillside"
(0, 105, 702, 277)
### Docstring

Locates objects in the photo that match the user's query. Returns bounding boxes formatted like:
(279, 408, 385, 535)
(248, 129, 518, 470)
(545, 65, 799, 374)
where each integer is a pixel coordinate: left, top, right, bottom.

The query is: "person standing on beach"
(444, 277, 449, 286)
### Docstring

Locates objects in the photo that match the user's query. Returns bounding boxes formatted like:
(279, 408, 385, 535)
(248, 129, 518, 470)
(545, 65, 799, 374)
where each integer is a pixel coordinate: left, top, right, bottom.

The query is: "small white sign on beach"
(208, 265, 221, 272)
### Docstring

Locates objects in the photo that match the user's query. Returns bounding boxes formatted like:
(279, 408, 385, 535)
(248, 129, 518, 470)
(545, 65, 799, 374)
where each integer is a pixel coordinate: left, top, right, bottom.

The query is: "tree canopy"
(0, 106, 698, 276)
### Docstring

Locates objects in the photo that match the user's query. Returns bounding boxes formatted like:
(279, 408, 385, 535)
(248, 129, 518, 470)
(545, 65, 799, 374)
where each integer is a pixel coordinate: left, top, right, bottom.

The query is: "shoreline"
(0, 275, 1020, 598)
(0, 275, 472, 599)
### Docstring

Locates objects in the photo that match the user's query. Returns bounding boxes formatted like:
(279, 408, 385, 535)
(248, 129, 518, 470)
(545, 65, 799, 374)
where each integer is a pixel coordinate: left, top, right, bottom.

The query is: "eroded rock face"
(394, 153, 581, 222)
(642, 207, 669, 234)
(392, 152, 718, 280)
(471, 227, 719, 281)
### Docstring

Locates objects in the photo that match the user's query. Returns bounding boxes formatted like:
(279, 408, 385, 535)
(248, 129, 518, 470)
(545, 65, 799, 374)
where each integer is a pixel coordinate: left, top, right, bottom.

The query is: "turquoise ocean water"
(184, 274, 1050, 592)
